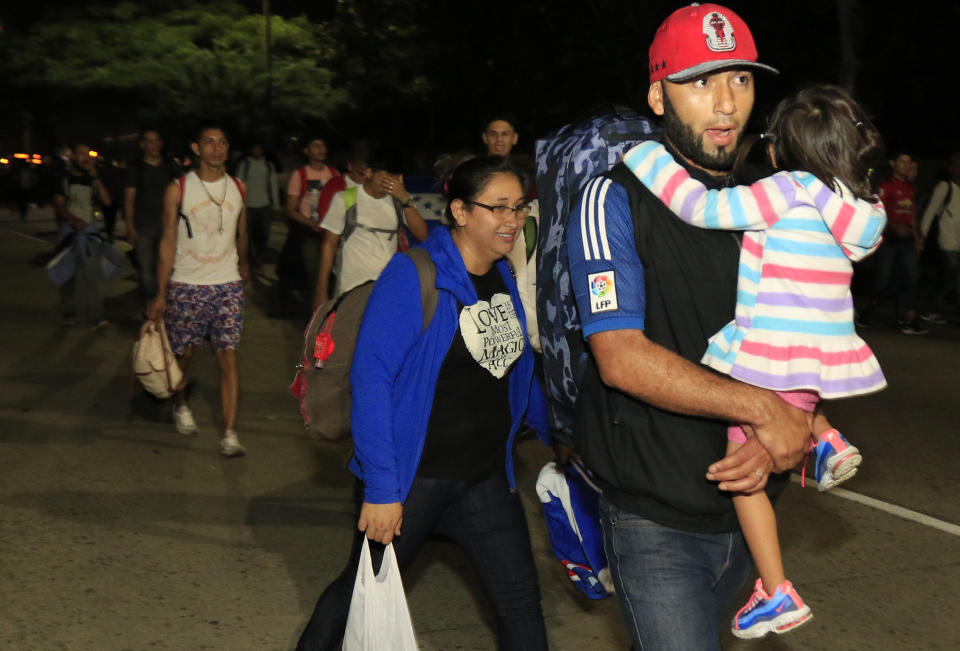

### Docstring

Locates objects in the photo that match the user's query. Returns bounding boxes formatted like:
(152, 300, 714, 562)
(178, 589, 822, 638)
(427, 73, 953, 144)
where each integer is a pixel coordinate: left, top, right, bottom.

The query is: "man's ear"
(648, 81, 665, 117)
(191, 142, 200, 157)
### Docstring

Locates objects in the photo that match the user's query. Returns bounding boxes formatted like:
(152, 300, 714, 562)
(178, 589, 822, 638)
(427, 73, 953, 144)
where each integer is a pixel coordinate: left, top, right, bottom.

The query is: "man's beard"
(662, 92, 740, 172)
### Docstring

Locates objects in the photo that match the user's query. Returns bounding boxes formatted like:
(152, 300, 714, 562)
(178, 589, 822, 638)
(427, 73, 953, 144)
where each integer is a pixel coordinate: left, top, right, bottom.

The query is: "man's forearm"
(589, 328, 811, 471)
(236, 216, 249, 271)
(315, 233, 338, 303)
(404, 206, 428, 242)
(154, 239, 176, 298)
(590, 329, 776, 427)
(286, 207, 313, 228)
(58, 207, 86, 229)
(95, 178, 111, 207)
(124, 190, 136, 233)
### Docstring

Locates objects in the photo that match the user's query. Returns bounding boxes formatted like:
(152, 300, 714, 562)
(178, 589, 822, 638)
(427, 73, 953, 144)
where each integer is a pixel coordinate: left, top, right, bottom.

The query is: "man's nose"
(714, 83, 736, 116)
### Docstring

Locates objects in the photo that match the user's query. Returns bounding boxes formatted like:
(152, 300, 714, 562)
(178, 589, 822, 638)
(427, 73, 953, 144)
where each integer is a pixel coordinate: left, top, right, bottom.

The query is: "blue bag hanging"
(536, 459, 614, 599)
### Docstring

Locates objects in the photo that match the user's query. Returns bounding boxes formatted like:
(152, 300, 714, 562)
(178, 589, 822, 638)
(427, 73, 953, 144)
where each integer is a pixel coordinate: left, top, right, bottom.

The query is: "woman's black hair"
(762, 85, 883, 201)
(443, 155, 524, 224)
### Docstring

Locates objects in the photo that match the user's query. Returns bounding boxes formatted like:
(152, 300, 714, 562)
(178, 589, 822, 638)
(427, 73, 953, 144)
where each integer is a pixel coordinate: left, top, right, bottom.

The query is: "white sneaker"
(173, 406, 199, 435)
(220, 431, 246, 457)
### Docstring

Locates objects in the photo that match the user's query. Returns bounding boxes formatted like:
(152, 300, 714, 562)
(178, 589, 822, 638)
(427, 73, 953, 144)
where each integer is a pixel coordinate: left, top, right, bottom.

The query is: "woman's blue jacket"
(348, 226, 550, 504)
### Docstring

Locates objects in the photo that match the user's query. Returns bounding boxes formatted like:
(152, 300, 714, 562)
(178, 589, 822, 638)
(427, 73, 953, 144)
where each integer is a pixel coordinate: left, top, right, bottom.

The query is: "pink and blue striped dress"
(624, 141, 887, 399)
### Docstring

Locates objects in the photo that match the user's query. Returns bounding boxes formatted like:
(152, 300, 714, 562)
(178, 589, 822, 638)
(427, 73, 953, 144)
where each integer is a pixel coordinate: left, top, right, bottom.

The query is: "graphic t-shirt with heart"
(417, 265, 525, 480)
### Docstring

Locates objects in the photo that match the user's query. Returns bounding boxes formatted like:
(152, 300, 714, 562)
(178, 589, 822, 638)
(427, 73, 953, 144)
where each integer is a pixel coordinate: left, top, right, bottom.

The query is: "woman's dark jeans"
(296, 473, 547, 651)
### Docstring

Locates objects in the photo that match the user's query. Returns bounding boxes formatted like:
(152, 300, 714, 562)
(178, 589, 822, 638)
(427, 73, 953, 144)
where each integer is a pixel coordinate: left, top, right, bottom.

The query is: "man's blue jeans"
(599, 495, 752, 651)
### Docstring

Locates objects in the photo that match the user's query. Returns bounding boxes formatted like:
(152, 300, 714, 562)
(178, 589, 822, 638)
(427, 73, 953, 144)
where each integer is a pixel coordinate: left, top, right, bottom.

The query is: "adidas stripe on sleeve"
(567, 176, 646, 338)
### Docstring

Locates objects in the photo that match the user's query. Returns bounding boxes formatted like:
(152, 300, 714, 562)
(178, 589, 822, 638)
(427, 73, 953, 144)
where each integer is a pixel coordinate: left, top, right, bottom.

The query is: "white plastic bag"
(342, 538, 418, 651)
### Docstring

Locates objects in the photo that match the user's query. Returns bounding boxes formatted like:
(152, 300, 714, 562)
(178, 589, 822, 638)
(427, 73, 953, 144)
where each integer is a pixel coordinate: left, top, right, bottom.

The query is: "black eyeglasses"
(465, 200, 530, 216)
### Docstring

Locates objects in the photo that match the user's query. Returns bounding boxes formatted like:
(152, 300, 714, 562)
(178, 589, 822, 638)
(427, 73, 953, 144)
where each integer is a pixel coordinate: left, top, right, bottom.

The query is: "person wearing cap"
(566, 4, 810, 649)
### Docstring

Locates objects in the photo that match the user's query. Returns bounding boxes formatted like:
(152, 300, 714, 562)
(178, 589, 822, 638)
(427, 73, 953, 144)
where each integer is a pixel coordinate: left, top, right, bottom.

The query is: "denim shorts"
(164, 281, 244, 355)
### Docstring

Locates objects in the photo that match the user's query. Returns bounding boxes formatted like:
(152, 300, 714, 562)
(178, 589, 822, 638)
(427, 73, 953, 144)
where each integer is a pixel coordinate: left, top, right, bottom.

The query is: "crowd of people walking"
(9, 2, 959, 649)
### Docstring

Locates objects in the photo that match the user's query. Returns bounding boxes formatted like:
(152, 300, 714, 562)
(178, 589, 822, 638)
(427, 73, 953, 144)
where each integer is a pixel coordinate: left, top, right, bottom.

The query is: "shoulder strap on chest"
(341, 187, 400, 243)
(343, 186, 358, 213)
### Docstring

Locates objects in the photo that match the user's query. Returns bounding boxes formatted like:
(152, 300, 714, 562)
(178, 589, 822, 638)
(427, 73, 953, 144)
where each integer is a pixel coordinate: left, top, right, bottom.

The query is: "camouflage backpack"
(534, 105, 658, 445)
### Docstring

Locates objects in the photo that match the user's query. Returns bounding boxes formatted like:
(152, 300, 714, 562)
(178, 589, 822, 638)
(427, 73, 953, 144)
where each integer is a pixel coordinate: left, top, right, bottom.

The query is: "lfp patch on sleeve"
(587, 271, 618, 313)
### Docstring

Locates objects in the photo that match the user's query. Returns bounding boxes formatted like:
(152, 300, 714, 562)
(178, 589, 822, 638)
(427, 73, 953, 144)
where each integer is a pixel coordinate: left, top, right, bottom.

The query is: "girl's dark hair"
(764, 85, 883, 201)
(443, 155, 524, 224)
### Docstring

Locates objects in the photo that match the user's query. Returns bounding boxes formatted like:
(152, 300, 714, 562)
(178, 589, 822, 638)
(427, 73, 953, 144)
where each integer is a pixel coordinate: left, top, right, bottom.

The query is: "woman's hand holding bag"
(357, 502, 403, 544)
(342, 538, 417, 651)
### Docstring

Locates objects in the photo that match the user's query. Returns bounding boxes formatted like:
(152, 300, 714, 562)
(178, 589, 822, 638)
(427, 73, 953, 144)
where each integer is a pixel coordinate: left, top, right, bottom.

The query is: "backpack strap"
(176, 174, 244, 239)
(604, 163, 648, 254)
(297, 166, 308, 202)
(341, 187, 402, 242)
(393, 197, 406, 251)
(176, 175, 193, 238)
(523, 214, 538, 262)
(342, 186, 360, 242)
(230, 174, 246, 202)
(403, 247, 438, 333)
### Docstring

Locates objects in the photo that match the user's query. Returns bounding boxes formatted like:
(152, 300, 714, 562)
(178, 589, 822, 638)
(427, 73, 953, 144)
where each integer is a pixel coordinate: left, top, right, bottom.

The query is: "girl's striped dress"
(623, 141, 887, 399)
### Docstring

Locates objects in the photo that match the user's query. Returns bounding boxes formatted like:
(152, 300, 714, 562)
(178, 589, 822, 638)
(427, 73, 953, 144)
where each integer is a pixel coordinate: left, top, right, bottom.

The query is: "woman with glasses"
(296, 155, 550, 651)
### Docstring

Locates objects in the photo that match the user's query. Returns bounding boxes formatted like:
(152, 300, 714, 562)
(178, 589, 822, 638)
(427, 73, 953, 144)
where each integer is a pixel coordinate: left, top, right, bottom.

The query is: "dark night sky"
(1, 1, 957, 170)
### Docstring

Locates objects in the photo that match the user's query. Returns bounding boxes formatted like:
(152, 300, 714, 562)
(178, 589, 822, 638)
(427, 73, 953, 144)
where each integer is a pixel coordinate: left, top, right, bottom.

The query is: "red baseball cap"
(649, 3, 778, 83)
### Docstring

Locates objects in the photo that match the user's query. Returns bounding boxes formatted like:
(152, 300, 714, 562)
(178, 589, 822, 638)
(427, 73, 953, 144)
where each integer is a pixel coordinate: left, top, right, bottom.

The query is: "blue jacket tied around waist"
(348, 226, 550, 504)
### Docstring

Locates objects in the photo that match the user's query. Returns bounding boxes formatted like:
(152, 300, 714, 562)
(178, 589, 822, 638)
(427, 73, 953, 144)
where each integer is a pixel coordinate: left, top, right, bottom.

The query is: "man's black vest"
(575, 160, 786, 534)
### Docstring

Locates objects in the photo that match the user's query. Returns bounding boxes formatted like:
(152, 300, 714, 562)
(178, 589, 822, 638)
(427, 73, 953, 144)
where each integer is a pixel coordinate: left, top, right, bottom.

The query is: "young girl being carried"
(624, 84, 887, 639)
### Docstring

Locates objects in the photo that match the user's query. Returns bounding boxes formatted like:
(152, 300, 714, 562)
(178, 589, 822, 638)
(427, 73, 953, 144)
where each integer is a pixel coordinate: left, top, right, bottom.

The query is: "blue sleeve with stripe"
(566, 177, 646, 337)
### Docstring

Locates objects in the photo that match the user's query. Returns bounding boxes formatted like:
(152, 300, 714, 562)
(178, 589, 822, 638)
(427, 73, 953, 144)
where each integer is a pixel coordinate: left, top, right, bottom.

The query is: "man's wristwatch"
(399, 196, 413, 208)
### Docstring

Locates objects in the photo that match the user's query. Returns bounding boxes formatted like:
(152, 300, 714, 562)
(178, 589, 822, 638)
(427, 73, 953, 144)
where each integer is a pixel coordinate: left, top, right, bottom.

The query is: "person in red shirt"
(277, 136, 340, 297)
(869, 151, 927, 334)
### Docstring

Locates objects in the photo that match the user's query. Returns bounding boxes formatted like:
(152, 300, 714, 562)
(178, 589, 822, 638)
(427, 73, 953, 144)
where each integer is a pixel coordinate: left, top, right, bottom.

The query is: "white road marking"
(791, 474, 960, 537)
(5, 229, 48, 244)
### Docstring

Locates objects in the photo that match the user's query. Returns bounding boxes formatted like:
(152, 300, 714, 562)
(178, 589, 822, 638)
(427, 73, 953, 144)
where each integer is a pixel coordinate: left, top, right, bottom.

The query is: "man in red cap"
(566, 4, 810, 648)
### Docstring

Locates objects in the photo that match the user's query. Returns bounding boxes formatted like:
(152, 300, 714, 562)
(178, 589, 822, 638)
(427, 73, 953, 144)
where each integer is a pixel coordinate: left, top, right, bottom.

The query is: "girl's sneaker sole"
(732, 609, 813, 639)
(818, 449, 862, 491)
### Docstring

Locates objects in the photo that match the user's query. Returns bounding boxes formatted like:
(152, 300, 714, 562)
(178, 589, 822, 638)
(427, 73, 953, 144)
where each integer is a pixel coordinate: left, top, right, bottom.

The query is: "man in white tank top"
(146, 123, 250, 457)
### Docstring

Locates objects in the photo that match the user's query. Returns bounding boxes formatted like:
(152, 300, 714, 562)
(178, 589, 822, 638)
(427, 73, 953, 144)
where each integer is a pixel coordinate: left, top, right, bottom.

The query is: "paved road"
(2, 211, 958, 650)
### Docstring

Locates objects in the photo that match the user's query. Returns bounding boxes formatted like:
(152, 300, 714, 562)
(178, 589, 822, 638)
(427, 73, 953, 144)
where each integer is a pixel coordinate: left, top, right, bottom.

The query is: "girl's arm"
(349, 253, 425, 504)
(623, 140, 796, 232)
(793, 172, 887, 261)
